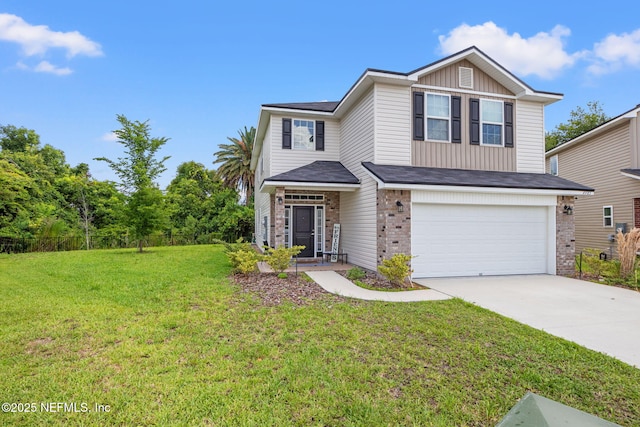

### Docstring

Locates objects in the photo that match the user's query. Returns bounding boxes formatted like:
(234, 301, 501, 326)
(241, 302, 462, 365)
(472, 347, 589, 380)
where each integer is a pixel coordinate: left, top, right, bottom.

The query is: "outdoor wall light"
(563, 205, 573, 215)
(277, 196, 283, 205)
(396, 201, 404, 213)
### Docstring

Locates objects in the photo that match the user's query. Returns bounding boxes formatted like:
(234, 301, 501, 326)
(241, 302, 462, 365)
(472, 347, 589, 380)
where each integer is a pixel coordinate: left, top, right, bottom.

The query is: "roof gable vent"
(459, 67, 473, 89)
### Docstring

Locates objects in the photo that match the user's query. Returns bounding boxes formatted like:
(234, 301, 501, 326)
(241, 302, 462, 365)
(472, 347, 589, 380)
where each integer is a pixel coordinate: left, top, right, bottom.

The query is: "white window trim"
(480, 99, 504, 147)
(603, 206, 613, 227)
(292, 119, 315, 151)
(550, 155, 558, 176)
(425, 93, 451, 143)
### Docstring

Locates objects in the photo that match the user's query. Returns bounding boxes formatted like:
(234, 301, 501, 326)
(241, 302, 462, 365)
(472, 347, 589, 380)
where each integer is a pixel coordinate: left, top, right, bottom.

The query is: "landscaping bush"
(378, 253, 413, 287)
(617, 228, 640, 279)
(227, 249, 263, 274)
(264, 245, 305, 275)
(346, 266, 366, 281)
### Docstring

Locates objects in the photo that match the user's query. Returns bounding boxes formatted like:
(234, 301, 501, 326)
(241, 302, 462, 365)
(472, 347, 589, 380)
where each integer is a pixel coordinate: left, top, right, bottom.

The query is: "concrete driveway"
(414, 275, 640, 368)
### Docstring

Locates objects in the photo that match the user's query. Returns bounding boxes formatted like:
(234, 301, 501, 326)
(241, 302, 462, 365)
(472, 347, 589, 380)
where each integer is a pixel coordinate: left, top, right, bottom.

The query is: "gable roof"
(546, 104, 640, 157)
(362, 162, 594, 193)
(252, 46, 563, 169)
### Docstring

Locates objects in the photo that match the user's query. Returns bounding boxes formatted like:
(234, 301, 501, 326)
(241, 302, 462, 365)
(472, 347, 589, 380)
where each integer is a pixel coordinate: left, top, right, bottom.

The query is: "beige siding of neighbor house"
(516, 101, 545, 173)
(550, 122, 637, 254)
(339, 88, 378, 271)
(268, 115, 340, 176)
(374, 83, 412, 165)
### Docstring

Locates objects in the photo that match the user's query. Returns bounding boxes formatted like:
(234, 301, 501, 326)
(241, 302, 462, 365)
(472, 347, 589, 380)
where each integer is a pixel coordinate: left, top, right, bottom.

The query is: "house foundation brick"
(634, 198, 640, 228)
(556, 196, 575, 276)
(377, 189, 411, 265)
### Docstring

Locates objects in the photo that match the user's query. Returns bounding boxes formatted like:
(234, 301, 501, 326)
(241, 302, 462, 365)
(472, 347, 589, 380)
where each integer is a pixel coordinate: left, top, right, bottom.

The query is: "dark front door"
(293, 206, 315, 258)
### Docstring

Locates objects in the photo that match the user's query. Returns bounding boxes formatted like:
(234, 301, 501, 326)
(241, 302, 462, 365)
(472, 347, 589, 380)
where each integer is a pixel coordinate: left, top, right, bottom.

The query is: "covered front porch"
(260, 161, 360, 260)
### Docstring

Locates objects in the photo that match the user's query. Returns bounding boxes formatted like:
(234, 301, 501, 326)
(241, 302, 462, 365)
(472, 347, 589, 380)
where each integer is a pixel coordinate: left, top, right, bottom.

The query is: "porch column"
(274, 187, 286, 248)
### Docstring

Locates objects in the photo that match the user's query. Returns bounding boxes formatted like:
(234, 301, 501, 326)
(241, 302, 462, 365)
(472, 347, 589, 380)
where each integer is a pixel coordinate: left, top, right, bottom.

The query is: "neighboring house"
(546, 104, 640, 257)
(251, 46, 593, 278)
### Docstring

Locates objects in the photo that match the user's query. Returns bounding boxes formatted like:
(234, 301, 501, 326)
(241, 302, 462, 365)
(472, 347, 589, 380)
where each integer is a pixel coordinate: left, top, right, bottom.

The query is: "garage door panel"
(412, 204, 548, 278)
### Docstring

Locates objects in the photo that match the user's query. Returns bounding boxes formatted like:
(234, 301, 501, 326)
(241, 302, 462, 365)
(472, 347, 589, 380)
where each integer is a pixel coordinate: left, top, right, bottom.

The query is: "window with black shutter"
(413, 91, 424, 140)
(469, 98, 480, 145)
(504, 102, 514, 148)
(315, 120, 324, 151)
(282, 118, 292, 149)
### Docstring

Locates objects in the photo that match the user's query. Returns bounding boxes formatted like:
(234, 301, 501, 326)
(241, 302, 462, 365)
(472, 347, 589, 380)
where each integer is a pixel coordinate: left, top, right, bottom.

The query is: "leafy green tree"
(545, 101, 610, 151)
(214, 126, 255, 203)
(95, 115, 170, 251)
(0, 125, 40, 152)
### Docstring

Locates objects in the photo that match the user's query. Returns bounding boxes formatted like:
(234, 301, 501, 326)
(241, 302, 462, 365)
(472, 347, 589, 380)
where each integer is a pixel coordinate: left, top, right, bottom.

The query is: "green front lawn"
(1, 246, 638, 426)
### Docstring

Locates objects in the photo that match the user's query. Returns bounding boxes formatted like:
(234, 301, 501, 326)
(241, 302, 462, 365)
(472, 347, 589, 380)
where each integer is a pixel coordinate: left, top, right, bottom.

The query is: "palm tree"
(214, 126, 255, 203)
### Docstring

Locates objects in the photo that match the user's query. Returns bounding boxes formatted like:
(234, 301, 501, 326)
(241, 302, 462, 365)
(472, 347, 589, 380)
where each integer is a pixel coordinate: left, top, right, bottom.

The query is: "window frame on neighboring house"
(603, 206, 613, 227)
(282, 118, 324, 151)
(550, 155, 558, 176)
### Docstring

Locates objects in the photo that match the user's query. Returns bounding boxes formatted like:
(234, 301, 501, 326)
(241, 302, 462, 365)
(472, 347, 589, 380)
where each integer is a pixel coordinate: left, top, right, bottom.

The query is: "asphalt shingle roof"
(362, 162, 594, 192)
(621, 168, 640, 178)
(265, 161, 360, 185)
(262, 102, 339, 113)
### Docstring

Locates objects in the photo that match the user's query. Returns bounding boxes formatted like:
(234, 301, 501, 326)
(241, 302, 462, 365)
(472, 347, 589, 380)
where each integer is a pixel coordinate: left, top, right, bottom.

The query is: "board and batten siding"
(516, 101, 545, 173)
(373, 83, 411, 165)
(411, 89, 516, 171)
(268, 115, 340, 176)
(552, 122, 636, 254)
(418, 59, 513, 95)
(339, 88, 377, 271)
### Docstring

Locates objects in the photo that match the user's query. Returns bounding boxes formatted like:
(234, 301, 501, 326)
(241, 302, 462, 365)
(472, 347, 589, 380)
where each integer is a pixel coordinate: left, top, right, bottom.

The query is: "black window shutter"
(282, 118, 291, 149)
(504, 102, 514, 148)
(469, 98, 480, 145)
(413, 91, 424, 141)
(315, 120, 324, 151)
(451, 96, 462, 143)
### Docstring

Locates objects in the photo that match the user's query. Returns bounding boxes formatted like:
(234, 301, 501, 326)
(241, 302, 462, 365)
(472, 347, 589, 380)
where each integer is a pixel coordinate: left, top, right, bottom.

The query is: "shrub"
(264, 245, 305, 275)
(617, 228, 640, 279)
(346, 266, 366, 281)
(227, 249, 262, 274)
(378, 253, 413, 287)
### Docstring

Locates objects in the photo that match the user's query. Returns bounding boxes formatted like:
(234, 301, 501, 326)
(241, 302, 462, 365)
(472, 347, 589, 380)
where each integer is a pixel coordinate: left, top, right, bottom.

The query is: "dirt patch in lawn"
(231, 273, 345, 307)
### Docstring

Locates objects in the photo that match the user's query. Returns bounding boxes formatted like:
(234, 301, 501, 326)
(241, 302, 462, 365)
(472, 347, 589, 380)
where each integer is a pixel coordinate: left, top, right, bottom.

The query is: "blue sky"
(2, 1, 640, 189)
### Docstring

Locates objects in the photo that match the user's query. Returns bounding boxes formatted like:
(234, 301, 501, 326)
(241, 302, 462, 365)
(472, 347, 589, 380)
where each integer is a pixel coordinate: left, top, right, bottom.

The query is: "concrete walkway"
(306, 270, 451, 302)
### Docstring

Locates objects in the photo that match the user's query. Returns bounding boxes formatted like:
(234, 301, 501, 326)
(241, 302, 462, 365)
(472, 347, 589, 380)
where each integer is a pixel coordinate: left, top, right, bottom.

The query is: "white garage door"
(412, 204, 549, 278)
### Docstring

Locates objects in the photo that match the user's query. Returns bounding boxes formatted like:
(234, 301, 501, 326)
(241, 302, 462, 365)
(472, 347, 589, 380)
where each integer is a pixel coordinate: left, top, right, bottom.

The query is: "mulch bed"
(231, 269, 426, 306)
(231, 273, 345, 307)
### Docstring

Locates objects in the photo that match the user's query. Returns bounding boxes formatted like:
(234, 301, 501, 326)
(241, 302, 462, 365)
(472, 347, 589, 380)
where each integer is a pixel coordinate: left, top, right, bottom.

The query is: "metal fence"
(0, 233, 232, 254)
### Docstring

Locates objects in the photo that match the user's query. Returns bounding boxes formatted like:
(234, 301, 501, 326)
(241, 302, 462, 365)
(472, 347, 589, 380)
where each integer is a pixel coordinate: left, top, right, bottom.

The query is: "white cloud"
(101, 132, 118, 142)
(34, 60, 72, 75)
(588, 29, 640, 75)
(0, 13, 103, 58)
(438, 22, 583, 79)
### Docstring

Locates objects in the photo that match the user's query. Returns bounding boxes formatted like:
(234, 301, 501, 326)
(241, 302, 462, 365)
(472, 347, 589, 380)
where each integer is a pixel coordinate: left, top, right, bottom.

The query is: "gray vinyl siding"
(411, 89, 516, 171)
(339, 88, 377, 271)
(269, 115, 340, 176)
(552, 122, 638, 254)
(516, 101, 545, 173)
(374, 83, 411, 165)
(418, 59, 513, 95)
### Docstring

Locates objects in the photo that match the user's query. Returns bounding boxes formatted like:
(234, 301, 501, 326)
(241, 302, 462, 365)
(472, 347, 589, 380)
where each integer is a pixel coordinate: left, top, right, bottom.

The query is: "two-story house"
(546, 104, 640, 256)
(251, 46, 593, 278)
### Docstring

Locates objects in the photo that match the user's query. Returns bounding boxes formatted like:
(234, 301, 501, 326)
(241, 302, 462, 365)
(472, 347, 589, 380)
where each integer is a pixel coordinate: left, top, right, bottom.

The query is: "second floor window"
(426, 94, 450, 142)
(293, 120, 315, 150)
(481, 99, 504, 146)
(549, 155, 558, 176)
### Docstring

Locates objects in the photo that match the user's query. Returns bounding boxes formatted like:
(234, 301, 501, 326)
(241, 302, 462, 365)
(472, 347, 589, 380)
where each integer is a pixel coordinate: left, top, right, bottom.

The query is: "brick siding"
(556, 196, 576, 276)
(377, 189, 411, 265)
